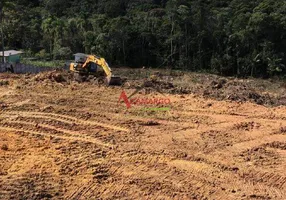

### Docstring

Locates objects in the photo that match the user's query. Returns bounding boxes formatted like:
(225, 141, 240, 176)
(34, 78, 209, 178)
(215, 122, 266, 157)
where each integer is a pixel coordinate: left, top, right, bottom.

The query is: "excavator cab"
(89, 63, 97, 73)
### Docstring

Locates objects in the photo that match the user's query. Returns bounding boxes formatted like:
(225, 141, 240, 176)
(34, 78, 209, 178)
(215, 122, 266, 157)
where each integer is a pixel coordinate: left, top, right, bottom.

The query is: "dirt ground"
(0, 70, 286, 199)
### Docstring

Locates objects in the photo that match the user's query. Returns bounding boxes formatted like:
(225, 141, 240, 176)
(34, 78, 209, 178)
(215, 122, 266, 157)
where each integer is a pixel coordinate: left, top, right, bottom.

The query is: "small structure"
(0, 50, 23, 63)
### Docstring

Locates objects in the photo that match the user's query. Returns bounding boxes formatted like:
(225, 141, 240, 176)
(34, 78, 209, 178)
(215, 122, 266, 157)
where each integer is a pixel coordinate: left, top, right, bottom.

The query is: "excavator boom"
(70, 54, 122, 85)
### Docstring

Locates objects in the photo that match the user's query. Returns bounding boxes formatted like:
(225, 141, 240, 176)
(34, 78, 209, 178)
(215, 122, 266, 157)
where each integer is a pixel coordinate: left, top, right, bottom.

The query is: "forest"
(0, 0, 285, 77)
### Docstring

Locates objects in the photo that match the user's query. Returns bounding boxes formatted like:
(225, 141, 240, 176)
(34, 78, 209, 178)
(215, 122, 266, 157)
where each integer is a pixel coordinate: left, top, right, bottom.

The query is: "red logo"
(118, 90, 132, 109)
(118, 90, 171, 109)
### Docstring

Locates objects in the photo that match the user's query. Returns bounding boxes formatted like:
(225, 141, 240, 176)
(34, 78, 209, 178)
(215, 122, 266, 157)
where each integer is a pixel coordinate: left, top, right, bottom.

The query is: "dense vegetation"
(0, 0, 285, 77)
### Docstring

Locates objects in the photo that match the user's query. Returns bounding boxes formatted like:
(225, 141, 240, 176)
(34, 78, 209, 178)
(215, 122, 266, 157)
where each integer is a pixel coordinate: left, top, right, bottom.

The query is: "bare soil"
(114, 68, 286, 106)
(0, 70, 286, 199)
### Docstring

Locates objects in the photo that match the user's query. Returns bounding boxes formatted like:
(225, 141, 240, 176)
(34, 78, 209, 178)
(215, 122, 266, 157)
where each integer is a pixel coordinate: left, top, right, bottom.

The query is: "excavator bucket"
(105, 75, 122, 86)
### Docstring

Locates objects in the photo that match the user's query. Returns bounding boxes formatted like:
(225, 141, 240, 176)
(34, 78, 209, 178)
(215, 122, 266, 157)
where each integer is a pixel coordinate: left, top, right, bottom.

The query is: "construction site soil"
(0, 69, 286, 199)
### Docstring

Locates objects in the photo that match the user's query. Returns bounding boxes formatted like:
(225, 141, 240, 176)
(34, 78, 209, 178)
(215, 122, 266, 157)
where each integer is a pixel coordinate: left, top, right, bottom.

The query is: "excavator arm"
(82, 55, 112, 80)
(70, 54, 122, 85)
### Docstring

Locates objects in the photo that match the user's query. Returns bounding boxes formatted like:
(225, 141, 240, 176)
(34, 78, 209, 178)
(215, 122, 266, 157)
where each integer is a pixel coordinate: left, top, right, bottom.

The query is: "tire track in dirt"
(0, 115, 114, 147)
(66, 181, 99, 200)
(0, 126, 112, 147)
(229, 134, 286, 153)
(0, 111, 129, 132)
(2, 120, 100, 140)
(0, 90, 15, 98)
(187, 146, 286, 198)
(3, 120, 82, 135)
(108, 152, 285, 199)
(240, 170, 286, 190)
(177, 109, 286, 125)
(171, 156, 285, 199)
(134, 106, 286, 198)
(169, 157, 285, 198)
(113, 99, 286, 198)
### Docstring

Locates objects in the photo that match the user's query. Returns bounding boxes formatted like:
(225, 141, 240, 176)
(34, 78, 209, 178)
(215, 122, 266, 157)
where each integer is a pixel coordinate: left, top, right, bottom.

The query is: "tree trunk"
(199, 38, 203, 70)
(236, 50, 240, 76)
(50, 40, 53, 60)
(122, 39, 126, 65)
(170, 15, 174, 66)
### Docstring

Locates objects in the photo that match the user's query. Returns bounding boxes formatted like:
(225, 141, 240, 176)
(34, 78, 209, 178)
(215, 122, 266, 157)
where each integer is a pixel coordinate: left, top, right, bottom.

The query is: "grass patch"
(142, 107, 171, 111)
(22, 59, 65, 68)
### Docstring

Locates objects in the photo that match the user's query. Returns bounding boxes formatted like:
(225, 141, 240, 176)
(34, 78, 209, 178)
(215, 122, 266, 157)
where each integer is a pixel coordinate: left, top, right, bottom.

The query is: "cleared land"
(0, 70, 286, 199)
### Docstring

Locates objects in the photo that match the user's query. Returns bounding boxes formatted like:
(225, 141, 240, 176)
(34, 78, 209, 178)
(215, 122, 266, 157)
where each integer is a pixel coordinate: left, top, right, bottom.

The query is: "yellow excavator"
(69, 53, 122, 85)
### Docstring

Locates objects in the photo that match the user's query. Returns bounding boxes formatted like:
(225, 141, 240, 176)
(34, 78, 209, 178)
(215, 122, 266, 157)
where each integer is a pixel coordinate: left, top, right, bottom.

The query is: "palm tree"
(42, 17, 56, 59)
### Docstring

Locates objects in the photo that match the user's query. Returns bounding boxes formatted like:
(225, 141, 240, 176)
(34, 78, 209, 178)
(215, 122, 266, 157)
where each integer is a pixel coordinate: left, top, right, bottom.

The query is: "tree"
(1, 0, 285, 77)
(0, 3, 4, 63)
(42, 16, 68, 59)
(0, 1, 15, 63)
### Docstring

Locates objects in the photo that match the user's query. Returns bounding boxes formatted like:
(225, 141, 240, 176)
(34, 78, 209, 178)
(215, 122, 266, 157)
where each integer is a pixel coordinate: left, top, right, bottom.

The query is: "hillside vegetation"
(0, 0, 286, 77)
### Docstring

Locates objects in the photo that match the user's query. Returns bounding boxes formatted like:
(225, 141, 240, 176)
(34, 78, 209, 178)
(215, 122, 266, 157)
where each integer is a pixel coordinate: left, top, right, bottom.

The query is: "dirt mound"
(127, 79, 190, 94)
(232, 121, 261, 131)
(114, 68, 286, 106)
(125, 74, 283, 106)
(143, 79, 174, 90)
(202, 79, 274, 105)
(263, 142, 286, 150)
(200, 130, 235, 151)
(277, 95, 286, 106)
(237, 146, 280, 166)
(31, 70, 71, 83)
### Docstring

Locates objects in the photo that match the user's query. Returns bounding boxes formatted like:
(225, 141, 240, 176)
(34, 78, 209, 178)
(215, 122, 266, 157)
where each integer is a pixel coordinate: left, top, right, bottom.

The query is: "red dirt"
(0, 71, 286, 199)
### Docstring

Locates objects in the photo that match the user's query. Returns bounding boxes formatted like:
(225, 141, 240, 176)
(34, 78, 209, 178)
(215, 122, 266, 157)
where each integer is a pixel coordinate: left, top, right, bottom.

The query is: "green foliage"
(35, 49, 48, 60)
(22, 59, 65, 68)
(1, 0, 286, 77)
(53, 47, 72, 60)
